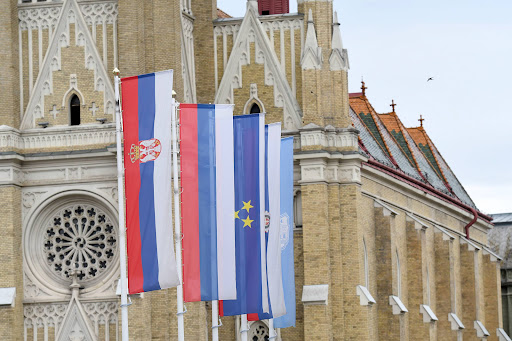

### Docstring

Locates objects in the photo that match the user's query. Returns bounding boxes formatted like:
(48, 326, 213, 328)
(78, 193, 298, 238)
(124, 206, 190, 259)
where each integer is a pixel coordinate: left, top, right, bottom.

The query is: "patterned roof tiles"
(348, 92, 476, 209)
(408, 126, 476, 208)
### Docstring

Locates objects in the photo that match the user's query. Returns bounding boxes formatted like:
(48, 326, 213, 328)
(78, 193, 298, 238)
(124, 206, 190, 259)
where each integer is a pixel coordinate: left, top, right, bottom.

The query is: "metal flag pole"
(212, 300, 221, 341)
(241, 314, 248, 341)
(269, 319, 276, 339)
(171, 97, 186, 341)
(113, 69, 129, 341)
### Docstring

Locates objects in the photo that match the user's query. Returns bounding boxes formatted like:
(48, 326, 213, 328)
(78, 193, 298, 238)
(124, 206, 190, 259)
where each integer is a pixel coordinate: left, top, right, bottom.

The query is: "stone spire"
(331, 11, 343, 50)
(329, 11, 349, 71)
(301, 9, 322, 70)
(248, 0, 258, 10)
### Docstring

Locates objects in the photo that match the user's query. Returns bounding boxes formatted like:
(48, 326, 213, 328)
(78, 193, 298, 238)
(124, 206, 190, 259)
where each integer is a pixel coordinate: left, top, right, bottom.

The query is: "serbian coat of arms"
(129, 138, 162, 163)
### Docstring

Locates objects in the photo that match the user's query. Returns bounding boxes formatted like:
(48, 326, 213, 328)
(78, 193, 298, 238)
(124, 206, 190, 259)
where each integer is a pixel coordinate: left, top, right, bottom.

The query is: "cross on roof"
(419, 115, 425, 127)
(390, 100, 396, 113)
(361, 81, 367, 96)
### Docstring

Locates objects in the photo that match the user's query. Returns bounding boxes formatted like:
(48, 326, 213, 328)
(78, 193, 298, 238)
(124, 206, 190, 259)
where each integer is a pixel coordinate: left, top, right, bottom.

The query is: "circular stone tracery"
(43, 204, 117, 282)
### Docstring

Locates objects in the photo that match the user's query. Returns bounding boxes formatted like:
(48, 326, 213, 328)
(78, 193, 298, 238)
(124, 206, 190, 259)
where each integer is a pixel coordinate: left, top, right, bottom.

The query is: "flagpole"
(212, 300, 219, 341)
(113, 69, 129, 341)
(171, 97, 185, 341)
(241, 314, 248, 341)
(269, 319, 276, 339)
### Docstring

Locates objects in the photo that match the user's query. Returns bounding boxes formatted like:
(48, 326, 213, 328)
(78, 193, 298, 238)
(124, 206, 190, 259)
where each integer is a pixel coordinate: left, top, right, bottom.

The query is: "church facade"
(0, 0, 507, 340)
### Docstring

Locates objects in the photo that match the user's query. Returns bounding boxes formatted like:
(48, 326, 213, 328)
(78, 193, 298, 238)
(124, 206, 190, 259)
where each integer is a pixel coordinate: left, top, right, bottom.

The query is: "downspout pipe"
(465, 207, 478, 240)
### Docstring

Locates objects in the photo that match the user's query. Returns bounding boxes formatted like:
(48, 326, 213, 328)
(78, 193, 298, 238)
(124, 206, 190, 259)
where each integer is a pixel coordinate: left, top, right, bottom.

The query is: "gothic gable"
(215, 2, 302, 131)
(21, 0, 115, 130)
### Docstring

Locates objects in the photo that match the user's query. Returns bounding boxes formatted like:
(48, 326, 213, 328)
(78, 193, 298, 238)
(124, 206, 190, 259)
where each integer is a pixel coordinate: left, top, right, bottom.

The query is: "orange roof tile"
(217, 8, 232, 18)
(408, 126, 450, 189)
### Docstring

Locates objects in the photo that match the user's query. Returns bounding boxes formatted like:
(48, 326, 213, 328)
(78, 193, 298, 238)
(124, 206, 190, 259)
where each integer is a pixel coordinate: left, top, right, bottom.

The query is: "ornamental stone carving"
(24, 194, 120, 298)
(43, 204, 117, 282)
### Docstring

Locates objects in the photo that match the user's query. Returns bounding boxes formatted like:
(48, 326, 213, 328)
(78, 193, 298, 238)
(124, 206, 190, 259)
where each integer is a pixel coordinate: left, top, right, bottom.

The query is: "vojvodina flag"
(248, 123, 286, 321)
(220, 113, 269, 316)
(121, 70, 180, 294)
(274, 137, 296, 328)
(180, 104, 236, 302)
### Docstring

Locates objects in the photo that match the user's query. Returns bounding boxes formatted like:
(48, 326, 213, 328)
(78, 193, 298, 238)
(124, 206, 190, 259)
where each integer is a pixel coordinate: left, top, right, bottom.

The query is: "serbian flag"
(220, 113, 269, 316)
(180, 104, 237, 302)
(121, 70, 180, 294)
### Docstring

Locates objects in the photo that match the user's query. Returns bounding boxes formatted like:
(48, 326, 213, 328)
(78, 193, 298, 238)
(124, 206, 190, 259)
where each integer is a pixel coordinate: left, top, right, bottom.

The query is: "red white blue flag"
(121, 70, 180, 294)
(180, 104, 237, 302)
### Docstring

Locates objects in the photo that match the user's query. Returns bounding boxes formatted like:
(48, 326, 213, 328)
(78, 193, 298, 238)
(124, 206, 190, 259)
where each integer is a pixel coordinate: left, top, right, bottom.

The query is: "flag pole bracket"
(212, 317, 223, 329)
(120, 297, 132, 308)
(177, 305, 187, 316)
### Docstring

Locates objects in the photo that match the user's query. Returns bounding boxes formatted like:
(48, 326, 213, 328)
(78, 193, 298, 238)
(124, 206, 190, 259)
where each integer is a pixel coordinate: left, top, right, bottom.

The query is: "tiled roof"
(380, 113, 415, 167)
(408, 126, 476, 208)
(217, 8, 232, 18)
(349, 92, 477, 209)
(490, 213, 512, 224)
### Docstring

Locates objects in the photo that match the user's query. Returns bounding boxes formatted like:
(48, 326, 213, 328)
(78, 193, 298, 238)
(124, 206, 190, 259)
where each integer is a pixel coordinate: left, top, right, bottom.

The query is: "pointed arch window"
(250, 103, 261, 114)
(70, 94, 81, 126)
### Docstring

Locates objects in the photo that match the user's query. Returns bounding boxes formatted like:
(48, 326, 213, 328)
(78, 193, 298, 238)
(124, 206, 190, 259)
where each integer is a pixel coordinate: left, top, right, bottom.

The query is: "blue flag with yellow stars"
(220, 113, 269, 316)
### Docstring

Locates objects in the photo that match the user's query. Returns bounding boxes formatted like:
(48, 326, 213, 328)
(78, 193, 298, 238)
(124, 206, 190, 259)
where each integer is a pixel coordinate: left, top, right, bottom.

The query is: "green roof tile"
(358, 112, 389, 157)
(419, 143, 443, 181)
(390, 130, 415, 167)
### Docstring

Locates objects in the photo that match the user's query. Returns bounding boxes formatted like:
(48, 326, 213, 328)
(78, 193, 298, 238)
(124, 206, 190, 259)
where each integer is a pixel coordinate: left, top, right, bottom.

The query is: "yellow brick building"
(0, 0, 507, 340)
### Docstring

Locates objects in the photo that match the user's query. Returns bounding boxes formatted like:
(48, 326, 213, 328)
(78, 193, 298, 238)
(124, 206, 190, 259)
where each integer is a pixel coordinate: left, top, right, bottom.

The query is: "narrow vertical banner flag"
(180, 104, 237, 302)
(274, 137, 296, 328)
(121, 70, 180, 294)
(265, 124, 286, 318)
(220, 113, 268, 316)
(248, 123, 286, 321)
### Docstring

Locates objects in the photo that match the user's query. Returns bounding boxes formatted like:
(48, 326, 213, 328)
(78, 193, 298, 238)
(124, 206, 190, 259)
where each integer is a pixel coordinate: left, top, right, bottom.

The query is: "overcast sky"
(217, 0, 512, 214)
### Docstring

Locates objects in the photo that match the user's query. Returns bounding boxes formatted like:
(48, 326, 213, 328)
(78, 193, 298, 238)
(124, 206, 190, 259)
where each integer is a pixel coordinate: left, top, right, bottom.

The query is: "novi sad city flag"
(220, 113, 269, 316)
(248, 123, 286, 321)
(121, 70, 180, 294)
(180, 104, 237, 302)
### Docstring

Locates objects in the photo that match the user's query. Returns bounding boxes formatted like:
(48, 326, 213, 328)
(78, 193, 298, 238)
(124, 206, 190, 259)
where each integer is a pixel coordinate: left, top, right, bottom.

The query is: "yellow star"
(234, 210, 240, 219)
(241, 200, 253, 213)
(242, 216, 254, 228)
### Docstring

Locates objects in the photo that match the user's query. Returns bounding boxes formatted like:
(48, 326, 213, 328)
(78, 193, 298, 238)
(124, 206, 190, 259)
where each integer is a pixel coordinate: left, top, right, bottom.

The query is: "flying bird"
(427, 77, 434, 82)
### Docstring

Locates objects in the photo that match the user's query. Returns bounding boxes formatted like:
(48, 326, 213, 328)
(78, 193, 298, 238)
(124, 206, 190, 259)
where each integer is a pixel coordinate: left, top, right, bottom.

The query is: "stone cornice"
(299, 124, 359, 150)
(361, 165, 493, 235)
(0, 124, 116, 151)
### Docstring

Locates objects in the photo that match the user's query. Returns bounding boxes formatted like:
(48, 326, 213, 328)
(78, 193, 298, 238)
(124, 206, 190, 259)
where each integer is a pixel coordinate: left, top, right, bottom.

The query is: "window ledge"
(474, 320, 490, 338)
(498, 328, 512, 341)
(389, 295, 407, 315)
(356, 285, 376, 306)
(420, 304, 438, 322)
(448, 313, 464, 330)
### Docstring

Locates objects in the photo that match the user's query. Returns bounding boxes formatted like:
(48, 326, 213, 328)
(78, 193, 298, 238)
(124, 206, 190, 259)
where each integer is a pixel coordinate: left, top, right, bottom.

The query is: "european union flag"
(220, 113, 268, 316)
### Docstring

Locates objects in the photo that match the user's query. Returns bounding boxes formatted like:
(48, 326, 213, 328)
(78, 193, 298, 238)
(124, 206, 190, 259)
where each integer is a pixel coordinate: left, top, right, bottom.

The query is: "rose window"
(43, 204, 117, 282)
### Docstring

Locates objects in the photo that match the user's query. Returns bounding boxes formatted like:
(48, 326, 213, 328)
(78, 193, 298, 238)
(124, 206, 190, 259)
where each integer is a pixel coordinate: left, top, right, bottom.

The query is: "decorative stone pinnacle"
(308, 9, 314, 23)
(331, 11, 344, 51)
(333, 11, 340, 26)
(248, 0, 258, 10)
(419, 115, 425, 127)
(69, 270, 81, 298)
(390, 100, 396, 113)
